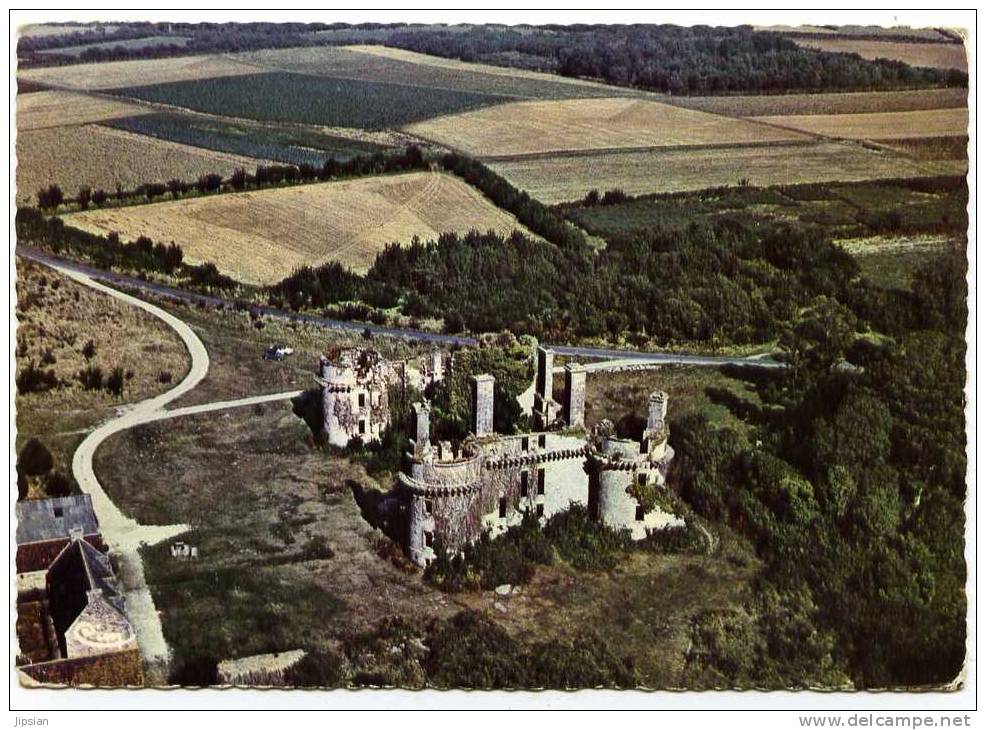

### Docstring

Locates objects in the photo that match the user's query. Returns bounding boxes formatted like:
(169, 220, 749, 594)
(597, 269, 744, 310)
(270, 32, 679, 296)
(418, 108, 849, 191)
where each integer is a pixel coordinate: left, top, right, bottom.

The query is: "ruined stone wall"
(320, 350, 395, 447)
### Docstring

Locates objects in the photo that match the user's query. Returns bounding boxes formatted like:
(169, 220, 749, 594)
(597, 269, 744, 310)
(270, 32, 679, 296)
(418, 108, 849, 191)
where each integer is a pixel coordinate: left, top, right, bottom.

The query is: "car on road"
(263, 344, 294, 361)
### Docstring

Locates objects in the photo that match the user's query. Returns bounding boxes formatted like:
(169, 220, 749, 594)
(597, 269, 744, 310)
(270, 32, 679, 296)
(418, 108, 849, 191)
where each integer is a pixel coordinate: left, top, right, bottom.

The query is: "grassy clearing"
(665, 87, 967, 117)
(110, 71, 514, 130)
(874, 135, 969, 162)
(97, 403, 458, 678)
(14, 259, 190, 484)
(61, 171, 536, 283)
(562, 178, 968, 241)
(405, 97, 807, 158)
(752, 108, 968, 140)
(17, 54, 263, 91)
(17, 90, 150, 130)
(791, 37, 967, 71)
(577, 365, 762, 439)
(491, 141, 962, 204)
(16, 124, 271, 205)
(102, 111, 390, 168)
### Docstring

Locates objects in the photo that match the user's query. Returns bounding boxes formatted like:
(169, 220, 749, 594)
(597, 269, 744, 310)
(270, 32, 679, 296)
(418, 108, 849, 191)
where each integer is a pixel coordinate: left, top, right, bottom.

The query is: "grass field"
(103, 111, 390, 168)
(758, 25, 957, 41)
(16, 124, 271, 205)
(15, 259, 190, 488)
(19, 23, 121, 38)
(665, 87, 968, 117)
(491, 141, 963, 204)
(17, 90, 150, 130)
(564, 177, 968, 239)
(236, 44, 632, 100)
(877, 136, 968, 161)
(17, 54, 263, 91)
(405, 97, 808, 158)
(752, 108, 968, 140)
(792, 37, 967, 71)
(111, 71, 514, 130)
(61, 171, 536, 283)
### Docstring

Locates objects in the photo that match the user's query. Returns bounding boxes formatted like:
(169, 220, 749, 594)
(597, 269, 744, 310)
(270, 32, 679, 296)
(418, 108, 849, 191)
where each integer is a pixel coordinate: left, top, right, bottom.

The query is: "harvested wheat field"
(792, 38, 967, 71)
(491, 142, 966, 204)
(17, 53, 263, 91)
(17, 89, 150, 130)
(753, 108, 969, 140)
(666, 87, 968, 117)
(405, 97, 808, 158)
(61, 172, 536, 284)
(16, 124, 271, 205)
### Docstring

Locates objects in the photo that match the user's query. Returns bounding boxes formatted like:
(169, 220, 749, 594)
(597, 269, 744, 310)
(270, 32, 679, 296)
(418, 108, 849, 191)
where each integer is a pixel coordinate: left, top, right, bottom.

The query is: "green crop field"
(103, 112, 390, 168)
(110, 71, 515, 129)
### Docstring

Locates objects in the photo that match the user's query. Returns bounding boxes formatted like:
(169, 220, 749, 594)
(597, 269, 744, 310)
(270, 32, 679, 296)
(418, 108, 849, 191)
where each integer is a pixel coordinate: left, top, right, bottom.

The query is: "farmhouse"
(15, 495, 106, 591)
(317, 346, 683, 567)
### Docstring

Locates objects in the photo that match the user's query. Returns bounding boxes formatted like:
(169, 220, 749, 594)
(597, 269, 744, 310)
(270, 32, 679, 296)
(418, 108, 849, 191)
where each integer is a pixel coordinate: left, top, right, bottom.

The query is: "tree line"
(19, 22, 966, 94)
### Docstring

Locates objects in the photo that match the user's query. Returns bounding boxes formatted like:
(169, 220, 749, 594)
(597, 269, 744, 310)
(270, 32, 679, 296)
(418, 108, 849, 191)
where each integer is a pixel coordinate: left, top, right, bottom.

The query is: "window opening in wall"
(537, 469, 545, 495)
(425, 500, 434, 516)
(358, 393, 366, 408)
(522, 436, 529, 451)
(521, 471, 529, 497)
(538, 434, 546, 449)
(53, 507, 63, 518)
(638, 473, 647, 486)
(536, 503, 544, 518)
(635, 505, 645, 521)
(424, 531, 434, 548)
(359, 419, 367, 435)
(499, 497, 507, 519)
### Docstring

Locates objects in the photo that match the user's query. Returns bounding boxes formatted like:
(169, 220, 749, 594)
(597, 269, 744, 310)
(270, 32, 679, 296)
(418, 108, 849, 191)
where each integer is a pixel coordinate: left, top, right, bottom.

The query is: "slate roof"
(15, 495, 99, 545)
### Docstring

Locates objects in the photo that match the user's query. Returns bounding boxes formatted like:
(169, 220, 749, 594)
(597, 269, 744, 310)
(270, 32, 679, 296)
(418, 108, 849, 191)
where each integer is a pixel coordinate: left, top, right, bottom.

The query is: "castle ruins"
(317, 345, 683, 567)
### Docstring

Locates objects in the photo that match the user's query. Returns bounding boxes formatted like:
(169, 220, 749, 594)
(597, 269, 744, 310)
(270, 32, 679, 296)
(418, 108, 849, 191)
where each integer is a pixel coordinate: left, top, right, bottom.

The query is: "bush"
(157, 370, 173, 384)
(106, 366, 125, 396)
(81, 339, 96, 360)
(18, 438, 53, 476)
(16, 361, 59, 394)
(44, 470, 74, 498)
(78, 364, 104, 390)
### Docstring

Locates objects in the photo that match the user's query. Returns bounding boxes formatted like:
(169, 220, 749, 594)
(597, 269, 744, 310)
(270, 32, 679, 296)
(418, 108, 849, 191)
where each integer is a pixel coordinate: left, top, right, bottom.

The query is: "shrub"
(40, 348, 56, 365)
(106, 366, 125, 396)
(81, 339, 96, 360)
(18, 438, 53, 477)
(44, 470, 74, 498)
(157, 370, 173, 384)
(78, 364, 104, 390)
(16, 361, 59, 394)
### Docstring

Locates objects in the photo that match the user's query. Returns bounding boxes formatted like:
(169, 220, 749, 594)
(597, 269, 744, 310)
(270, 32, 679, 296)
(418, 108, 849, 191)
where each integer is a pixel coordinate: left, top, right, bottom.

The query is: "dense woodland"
(19, 22, 965, 94)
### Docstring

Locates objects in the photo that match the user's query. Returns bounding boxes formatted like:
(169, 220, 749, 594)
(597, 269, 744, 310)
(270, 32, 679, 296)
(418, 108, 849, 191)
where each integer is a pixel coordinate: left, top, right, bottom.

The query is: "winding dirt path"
(40, 260, 302, 678)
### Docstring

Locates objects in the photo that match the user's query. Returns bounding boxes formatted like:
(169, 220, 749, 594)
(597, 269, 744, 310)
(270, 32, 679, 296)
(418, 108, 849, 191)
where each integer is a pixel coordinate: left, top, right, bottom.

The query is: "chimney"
(471, 374, 495, 436)
(563, 362, 586, 428)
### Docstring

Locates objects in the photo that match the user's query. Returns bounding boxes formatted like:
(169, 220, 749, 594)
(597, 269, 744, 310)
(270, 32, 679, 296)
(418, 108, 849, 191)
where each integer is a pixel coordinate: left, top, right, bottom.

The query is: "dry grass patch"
(16, 124, 270, 205)
(490, 141, 965, 204)
(405, 97, 807, 158)
(17, 53, 264, 91)
(792, 38, 967, 71)
(666, 87, 967, 117)
(17, 90, 151, 130)
(15, 259, 190, 479)
(62, 171, 536, 284)
(752, 108, 968, 140)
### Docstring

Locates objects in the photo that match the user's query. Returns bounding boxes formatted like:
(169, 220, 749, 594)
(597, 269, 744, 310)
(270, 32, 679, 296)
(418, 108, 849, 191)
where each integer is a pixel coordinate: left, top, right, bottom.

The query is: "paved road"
(17, 245, 782, 368)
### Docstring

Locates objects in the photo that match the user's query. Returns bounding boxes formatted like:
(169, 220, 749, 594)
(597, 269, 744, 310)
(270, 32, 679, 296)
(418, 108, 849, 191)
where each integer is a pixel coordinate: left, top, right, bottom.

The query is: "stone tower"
(563, 362, 586, 428)
(471, 374, 495, 436)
